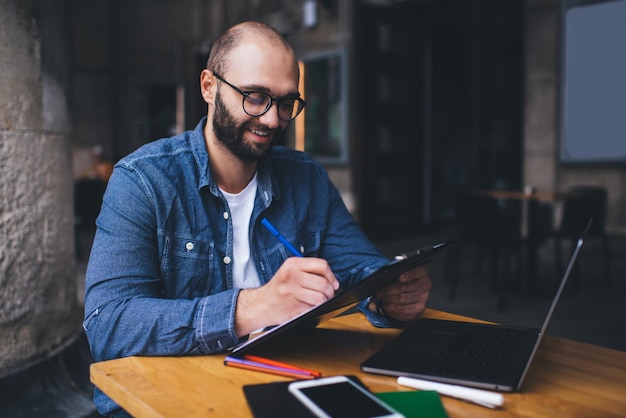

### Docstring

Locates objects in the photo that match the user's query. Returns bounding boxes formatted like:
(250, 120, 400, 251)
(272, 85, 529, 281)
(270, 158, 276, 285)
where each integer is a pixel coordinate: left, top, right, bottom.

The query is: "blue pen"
(261, 218, 303, 257)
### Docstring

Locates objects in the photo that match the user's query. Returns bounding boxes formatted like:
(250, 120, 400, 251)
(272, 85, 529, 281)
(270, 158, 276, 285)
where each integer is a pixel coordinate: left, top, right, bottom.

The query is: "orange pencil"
(224, 359, 316, 380)
(243, 354, 322, 377)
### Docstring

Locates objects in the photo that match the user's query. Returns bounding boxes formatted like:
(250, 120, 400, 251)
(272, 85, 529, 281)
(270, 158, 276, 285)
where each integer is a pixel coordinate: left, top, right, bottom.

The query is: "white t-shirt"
(220, 174, 261, 289)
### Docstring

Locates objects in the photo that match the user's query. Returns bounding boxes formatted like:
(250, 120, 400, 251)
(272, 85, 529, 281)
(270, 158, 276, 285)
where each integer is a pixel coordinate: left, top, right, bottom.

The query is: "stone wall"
(0, 0, 80, 377)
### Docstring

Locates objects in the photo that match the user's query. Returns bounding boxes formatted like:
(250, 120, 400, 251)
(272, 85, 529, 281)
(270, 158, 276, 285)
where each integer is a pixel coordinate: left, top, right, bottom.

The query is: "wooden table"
(464, 189, 566, 296)
(90, 309, 626, 417)
(467, 188, 562, 239)
(468, 189, 562, 202)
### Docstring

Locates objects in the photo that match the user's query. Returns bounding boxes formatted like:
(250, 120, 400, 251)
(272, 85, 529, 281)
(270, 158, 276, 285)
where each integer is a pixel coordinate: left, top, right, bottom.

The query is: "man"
(84, 21, 431, 416)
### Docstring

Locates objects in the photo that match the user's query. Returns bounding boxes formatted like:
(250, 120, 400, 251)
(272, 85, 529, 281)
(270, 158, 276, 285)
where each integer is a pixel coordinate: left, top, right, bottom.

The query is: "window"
(296, 50, 348, 164)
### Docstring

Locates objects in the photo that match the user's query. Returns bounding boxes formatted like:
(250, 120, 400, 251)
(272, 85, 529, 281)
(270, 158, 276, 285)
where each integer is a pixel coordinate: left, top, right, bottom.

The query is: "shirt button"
(185, 242, 194, 251)
(223, 256, 231, 265)
(223, 212, 229, 219)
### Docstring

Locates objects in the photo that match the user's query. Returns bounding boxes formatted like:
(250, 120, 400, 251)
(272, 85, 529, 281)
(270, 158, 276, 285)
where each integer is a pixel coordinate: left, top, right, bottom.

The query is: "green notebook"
(376, 391, 448, 418)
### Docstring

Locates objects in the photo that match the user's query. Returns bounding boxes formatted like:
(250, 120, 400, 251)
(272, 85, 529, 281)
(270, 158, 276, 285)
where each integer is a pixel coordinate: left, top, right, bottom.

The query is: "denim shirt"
(83, 117, 397, 416)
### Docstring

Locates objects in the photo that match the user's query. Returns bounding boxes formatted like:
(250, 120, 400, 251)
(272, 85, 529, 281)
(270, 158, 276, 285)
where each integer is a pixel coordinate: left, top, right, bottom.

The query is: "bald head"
(207, 22, 296, 76)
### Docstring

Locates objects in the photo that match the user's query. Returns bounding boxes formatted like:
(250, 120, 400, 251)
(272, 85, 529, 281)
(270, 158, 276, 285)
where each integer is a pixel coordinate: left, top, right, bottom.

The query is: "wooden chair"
(552, 186, 611, 290)
(445, 190, 524, 310)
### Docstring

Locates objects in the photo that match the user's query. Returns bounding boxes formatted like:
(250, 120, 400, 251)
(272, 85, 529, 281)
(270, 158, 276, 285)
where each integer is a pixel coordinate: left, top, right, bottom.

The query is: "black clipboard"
(231, 242, 448, 357)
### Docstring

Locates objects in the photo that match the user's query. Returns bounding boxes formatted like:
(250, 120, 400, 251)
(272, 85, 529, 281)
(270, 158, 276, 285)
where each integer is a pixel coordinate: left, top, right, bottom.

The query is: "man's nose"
(257, 102, 281, 128)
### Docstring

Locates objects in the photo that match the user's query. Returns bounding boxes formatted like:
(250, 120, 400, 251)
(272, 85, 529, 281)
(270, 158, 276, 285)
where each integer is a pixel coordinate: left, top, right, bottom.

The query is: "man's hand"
(234, 257, 339, 337)
(367, 266, 432, 322)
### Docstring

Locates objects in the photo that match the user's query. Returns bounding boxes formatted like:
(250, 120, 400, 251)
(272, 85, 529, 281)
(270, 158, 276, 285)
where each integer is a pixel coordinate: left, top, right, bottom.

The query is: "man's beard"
(212, 90, 284, 162)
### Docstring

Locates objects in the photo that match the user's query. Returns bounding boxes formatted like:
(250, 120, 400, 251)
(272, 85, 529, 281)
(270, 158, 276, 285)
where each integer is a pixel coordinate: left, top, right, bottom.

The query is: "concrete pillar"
(0, 0, 80, 377)
(523, 0, 560, 192)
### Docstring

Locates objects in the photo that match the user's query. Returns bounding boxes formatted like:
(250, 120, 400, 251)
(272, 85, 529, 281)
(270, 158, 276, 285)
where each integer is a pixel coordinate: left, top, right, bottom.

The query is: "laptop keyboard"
(437, 325, 534, 380)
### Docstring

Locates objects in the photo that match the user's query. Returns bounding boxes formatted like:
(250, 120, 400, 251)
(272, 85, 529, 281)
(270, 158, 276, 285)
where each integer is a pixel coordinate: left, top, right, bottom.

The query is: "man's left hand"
(368, 265, 432, 322)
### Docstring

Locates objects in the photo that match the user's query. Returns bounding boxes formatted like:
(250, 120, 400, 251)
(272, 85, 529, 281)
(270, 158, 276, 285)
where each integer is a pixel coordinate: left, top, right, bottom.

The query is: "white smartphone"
(288, 376, 404, 418)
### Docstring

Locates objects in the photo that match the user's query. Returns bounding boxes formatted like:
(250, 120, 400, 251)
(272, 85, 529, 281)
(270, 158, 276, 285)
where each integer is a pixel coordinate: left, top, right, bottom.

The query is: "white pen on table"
(397, 376, 504, 409)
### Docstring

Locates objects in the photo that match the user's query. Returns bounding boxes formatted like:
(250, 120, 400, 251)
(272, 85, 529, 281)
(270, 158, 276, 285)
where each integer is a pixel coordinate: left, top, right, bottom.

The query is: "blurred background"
(1, 0, 625, 416)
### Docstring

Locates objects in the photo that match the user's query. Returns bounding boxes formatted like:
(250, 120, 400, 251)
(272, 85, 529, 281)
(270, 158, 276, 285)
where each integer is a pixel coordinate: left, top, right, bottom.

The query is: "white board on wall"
(560, 0, 626, 163)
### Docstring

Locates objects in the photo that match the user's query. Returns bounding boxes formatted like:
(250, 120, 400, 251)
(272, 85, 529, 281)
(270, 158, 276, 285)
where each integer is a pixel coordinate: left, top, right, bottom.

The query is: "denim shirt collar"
(189, 116, 279, 208)
(189, 117, 212, 191)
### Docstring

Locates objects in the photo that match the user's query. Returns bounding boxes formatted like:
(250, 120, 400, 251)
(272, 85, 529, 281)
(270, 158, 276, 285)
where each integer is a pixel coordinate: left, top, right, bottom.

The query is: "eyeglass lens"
(243, 92, 303, 121)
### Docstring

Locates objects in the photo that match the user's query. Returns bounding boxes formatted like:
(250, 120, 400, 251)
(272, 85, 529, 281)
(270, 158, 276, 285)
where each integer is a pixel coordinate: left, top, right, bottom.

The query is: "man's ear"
(200, 69, 216, 104)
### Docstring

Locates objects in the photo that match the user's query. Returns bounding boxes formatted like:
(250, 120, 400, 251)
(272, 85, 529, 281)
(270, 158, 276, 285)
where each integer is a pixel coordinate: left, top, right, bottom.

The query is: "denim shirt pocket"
(161, 235, 215, 298)
(297, 230, 321, 257)
(260, 229, 321, 281)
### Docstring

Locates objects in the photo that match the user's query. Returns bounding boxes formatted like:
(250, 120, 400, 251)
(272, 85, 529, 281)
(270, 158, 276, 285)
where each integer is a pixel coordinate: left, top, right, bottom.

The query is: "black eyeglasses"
(213, 73, 306, 121)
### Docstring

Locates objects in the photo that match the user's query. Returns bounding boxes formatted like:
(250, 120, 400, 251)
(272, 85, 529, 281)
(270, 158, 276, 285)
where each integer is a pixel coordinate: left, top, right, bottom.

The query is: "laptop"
(361, 219, 592, 392)
(230, 242, 449, 358)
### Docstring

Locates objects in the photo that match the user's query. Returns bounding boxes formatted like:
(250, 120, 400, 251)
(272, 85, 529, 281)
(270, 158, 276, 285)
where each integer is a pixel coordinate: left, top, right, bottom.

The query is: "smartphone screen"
(290, 378, 401, 418)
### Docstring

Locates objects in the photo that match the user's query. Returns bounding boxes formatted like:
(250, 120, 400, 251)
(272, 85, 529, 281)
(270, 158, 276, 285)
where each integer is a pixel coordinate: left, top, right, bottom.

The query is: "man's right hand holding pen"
(234, 219, 340, 337)
(234, 256, 340, 337)
(234, 217, 432, 338)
